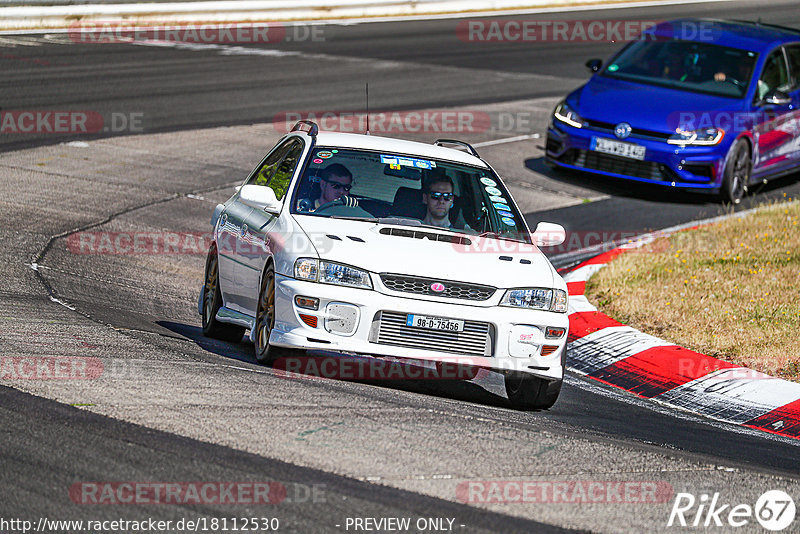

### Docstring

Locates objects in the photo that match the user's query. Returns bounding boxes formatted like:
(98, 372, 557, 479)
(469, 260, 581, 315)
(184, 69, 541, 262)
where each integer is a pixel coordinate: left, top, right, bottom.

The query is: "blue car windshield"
(290, 147, 529, 242)
(601, 39, 758, 98)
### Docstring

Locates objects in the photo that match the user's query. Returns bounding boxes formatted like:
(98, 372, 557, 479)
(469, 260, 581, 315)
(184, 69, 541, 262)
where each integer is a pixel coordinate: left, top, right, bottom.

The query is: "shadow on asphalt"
(525, 156, 800, 206)
(157, 321, 516, 411)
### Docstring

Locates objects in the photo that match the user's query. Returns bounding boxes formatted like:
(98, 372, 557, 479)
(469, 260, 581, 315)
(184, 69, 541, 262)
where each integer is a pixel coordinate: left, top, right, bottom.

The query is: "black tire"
(505, 373, 562, 410)
(721, 138, 751, 205)
(201, 248, 246, 342)
(254, 265, 285, 365)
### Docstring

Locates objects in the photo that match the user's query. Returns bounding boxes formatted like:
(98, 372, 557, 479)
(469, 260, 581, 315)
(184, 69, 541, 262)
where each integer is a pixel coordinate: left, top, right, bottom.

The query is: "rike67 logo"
(668, 490, 795, 531)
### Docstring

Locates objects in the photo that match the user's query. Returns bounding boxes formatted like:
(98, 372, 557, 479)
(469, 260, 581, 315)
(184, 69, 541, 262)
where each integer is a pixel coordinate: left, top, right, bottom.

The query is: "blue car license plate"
(591, 136, 646, 160)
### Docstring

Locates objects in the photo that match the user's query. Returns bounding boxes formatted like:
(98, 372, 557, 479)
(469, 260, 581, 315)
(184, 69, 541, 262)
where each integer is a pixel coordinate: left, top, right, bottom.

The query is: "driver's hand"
(714, 72, 726, 82)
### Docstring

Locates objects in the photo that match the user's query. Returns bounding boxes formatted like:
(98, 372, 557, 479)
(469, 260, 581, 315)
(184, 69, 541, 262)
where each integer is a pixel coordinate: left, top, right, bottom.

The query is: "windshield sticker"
(313, 158, 324, 164)
(316, 150, 333, 159)
(480, 177, 497, 187)
(489, 196, 507, 204)
(484, 186, 502, 196)
(607, 64, 619, 72)
(501, 217, 516, 227)
(331, 149, 338, 153)
(493, 203, 511, 211)
(497, 210, 514, 218)
(380, 155, 435, 169)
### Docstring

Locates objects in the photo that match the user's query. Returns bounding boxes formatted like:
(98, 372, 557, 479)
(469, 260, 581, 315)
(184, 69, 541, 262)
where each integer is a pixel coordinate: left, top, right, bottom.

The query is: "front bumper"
(270, 274, 568, 380)
(546, 120, 727, 190)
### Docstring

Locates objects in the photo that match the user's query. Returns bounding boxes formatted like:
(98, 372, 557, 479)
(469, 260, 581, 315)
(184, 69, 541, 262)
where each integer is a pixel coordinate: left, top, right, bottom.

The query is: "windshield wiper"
(478, 231, 528, 244)
(319, 215, 380, 223)
(376, 217, 423, 226)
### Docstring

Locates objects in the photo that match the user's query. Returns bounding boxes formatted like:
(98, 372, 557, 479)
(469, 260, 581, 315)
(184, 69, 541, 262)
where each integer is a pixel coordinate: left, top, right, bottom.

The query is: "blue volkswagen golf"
(546, 19, 800, 203)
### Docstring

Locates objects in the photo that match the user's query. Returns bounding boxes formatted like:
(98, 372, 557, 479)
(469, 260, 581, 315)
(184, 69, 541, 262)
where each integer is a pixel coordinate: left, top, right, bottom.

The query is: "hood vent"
(326, 234, 342, 241)
(379, 227, 471, 245)
(347, 236, 365, 242)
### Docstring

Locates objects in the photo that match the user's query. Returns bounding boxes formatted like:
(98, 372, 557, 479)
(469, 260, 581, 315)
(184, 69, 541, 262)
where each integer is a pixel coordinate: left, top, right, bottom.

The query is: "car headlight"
(293, 258, 372, 289)
(553, 101, 585, 129)
(667, 127, 724, 146)
(501, 288, 568, 313)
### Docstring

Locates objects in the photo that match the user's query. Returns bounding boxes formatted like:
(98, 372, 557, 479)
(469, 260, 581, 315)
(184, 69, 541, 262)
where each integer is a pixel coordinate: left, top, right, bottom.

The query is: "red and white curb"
(563, 247, 800, 440)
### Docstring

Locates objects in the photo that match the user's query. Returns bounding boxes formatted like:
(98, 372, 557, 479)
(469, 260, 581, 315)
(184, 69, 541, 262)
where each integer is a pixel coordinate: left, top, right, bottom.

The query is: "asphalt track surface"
(2, 1, 800, 533)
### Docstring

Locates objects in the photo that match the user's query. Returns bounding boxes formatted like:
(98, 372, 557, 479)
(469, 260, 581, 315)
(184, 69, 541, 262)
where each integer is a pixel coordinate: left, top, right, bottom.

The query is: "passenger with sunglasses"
(421, 173, 470, 230)
(298, 163, 358, 212)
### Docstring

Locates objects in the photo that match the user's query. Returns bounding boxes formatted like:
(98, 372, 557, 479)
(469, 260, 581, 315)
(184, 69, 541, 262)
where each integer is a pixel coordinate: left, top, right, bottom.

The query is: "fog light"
(541, 345, 559, 356)
(299, 314, 318, 328)
(545, 326, 566, 339)
(295, 296, 319, 310)
(324, 302, 359, 336)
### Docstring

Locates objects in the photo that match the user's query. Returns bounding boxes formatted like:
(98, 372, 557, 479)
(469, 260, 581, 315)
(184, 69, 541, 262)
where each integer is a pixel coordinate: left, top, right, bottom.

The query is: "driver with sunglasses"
(421, 173, 470, 230)
(298, 163, 359, 212)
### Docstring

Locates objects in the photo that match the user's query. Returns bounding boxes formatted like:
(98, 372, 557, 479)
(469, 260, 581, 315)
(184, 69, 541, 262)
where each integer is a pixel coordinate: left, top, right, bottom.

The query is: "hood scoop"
(379, 227, 471, 246)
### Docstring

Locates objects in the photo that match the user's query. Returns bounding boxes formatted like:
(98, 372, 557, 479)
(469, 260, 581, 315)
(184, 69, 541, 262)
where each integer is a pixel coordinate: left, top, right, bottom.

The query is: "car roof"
(650, 18, 800, 53)
(309, 131, 489, 169)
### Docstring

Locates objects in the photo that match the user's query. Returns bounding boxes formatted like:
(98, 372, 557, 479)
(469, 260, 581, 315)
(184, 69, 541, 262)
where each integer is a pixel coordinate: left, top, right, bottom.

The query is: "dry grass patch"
(586, 198, 800, 381)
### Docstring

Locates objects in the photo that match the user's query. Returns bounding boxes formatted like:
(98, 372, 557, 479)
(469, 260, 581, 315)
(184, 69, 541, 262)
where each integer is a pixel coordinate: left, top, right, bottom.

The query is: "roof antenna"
(365, 83, 370, 136)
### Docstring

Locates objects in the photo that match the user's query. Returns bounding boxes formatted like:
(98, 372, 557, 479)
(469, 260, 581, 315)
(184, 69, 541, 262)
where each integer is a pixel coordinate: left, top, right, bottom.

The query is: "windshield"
(601, 38, 758, 98)
(290, 147, 529, 242)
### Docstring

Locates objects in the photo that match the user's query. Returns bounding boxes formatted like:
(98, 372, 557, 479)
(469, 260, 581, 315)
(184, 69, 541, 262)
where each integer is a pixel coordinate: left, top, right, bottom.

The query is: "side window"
(246, 142, 292, 187)
(757, 49, 791, 101)
(786, 45, 800, 90)
(268, 139, 304, 201)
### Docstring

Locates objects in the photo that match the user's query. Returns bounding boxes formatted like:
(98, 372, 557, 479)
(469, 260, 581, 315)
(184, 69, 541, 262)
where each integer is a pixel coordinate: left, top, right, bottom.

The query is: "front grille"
(568, 149, 679, 181)
(584, 119, 672, 141)
(546, 136, 562, 154)
(374, 311, 492, 356)
(380, 274, 496, 301)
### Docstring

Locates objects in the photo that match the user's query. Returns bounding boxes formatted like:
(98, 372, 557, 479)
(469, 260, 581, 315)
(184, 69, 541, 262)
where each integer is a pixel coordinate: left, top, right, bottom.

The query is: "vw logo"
(430, 283, 446, 293)
(614, 122, 632, 139)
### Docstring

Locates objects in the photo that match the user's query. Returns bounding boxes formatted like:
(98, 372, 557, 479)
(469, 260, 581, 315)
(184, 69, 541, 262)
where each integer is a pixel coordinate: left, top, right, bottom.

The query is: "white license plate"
(406, 314, 464, 332)
(591, 137, 645, 160)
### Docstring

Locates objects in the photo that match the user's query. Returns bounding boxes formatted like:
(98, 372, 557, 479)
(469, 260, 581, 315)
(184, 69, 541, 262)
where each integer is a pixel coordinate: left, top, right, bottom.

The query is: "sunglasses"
(428, 192, 454, 201)
(322, 178, 352, 192)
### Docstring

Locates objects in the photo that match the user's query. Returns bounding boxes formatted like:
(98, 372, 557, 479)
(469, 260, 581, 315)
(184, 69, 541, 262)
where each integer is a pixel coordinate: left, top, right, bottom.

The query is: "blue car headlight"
(667, 127, 725, 146)
(553, 101, 585, 129)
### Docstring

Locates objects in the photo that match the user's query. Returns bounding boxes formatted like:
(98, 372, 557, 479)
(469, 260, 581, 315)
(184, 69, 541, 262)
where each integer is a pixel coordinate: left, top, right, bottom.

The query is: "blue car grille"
(584, 120, 672, 142)
(557, 149, 679, 182)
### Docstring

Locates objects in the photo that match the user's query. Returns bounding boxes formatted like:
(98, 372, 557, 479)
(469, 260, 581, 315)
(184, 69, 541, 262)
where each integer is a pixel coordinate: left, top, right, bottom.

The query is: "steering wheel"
(313, 196, 357, 213)
(720, 77, 744, 88)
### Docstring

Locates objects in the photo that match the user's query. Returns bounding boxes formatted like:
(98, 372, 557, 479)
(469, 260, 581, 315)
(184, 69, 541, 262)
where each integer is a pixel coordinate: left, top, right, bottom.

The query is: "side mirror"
(762, 89, 791, 106)
(532, 222, 566, 247)
(586, 59, 602, 73)
(239, 184, 281, 214)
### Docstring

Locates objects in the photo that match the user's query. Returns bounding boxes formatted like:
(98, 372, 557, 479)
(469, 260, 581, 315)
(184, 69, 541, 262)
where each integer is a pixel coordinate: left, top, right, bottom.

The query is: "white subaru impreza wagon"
(200, 121, 569, 409)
